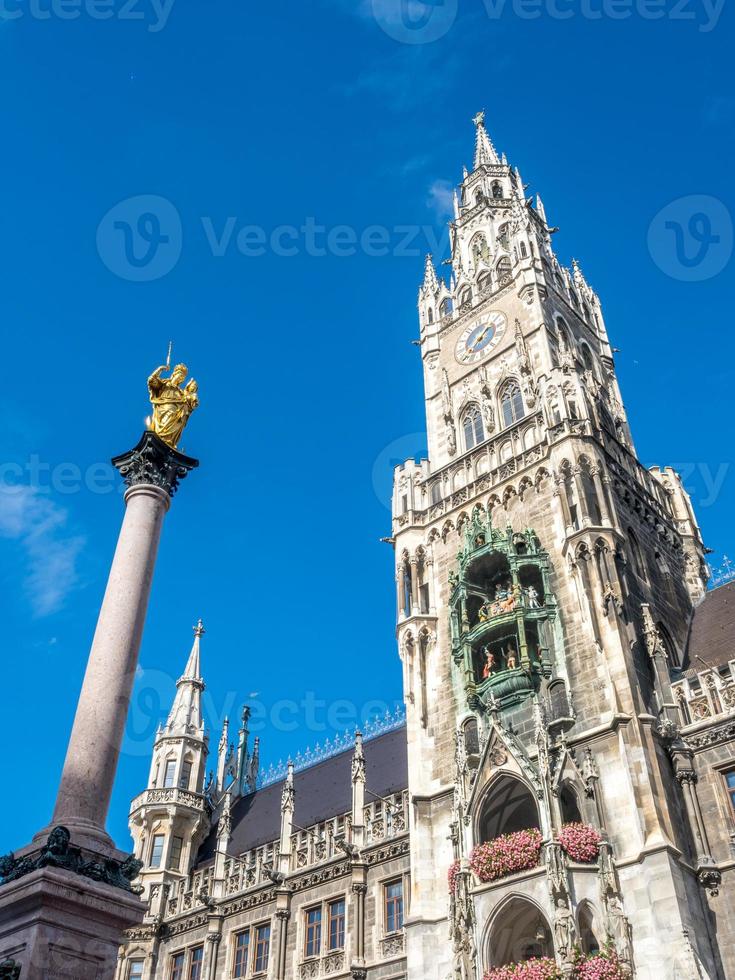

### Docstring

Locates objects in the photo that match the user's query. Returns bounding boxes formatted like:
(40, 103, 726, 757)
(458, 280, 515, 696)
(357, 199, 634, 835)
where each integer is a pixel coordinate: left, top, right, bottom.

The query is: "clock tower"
(392, 113, 721, 978)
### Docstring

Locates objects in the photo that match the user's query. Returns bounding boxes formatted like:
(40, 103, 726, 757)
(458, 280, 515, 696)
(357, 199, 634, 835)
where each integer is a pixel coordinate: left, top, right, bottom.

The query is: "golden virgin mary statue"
(147, 362, 199, 449)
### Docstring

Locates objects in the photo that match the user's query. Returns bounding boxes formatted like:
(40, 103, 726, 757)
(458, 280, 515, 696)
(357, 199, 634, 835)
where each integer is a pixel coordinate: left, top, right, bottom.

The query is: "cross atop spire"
(472, 110, 500, 169)
(194, 617, 205, 638)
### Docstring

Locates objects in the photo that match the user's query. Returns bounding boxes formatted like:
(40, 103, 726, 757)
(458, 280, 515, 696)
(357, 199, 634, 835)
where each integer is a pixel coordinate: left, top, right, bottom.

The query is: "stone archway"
(486, 896, 553, 967)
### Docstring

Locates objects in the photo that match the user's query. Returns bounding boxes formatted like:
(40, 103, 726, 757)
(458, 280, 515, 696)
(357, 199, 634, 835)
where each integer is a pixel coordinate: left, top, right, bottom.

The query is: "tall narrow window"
(232, 931, 250, 978)
(462, 405, 484, 451)
(188, 947, 203, 980)
(169, 836, 183, 871)
(725, 770, 735, 818)
(128, 961, 144, 980)
(170, 953, 185, 980)
(178, 760, 193, 790)
(304, 906, 322, 958)
(385, 880, 404, 934)
(500, 382, 524, 427)
(254, 924, 270, 972)
(328, 899, 346, 950)
(163, 759, 177, 788)
(150, 834, 165, 869)
(497, 256, 511, 281)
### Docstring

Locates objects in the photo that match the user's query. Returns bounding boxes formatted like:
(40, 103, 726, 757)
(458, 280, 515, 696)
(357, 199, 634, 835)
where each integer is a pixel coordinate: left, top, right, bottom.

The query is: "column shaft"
(52, 483, 170, 845)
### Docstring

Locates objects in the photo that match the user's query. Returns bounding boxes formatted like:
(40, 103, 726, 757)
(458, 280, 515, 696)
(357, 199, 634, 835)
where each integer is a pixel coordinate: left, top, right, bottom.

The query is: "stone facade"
(117, 116, 735, 980)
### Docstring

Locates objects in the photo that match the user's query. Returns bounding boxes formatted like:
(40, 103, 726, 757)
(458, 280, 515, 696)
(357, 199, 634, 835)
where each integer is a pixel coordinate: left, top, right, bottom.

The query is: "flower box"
(557, 823, 602, 864)
(470, 828, 543, 883)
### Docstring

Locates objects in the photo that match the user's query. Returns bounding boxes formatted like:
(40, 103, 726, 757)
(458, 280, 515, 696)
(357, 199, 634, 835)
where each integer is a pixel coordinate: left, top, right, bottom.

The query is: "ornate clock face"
(454, 311, 507, 364)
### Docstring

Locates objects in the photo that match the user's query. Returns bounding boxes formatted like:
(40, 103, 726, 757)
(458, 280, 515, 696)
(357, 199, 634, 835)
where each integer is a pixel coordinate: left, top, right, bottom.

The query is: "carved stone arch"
(502, 485, 517, 509)
(487, 493, 502, 515)
(457, 512, 471, 533)
(441, 520, 455, 543)
(427, 527, 440, 545)
(518, 476, 534, 500)
(480, 893, 554, 970)
(576, 900, 603, 956)
(535, 467, 551, 490)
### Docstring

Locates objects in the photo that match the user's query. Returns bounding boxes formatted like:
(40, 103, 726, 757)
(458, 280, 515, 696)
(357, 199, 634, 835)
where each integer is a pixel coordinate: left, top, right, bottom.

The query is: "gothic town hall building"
(118, 116, 735, 980)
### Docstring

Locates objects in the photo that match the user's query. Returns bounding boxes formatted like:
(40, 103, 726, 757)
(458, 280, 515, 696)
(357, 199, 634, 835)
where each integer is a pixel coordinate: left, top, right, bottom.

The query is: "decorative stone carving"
(112, 430, 199, 498)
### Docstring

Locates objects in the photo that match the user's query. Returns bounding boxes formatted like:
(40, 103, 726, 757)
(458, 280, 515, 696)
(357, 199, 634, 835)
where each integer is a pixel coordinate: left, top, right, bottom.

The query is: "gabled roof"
(683, 582, 735, 674)
(197, 726, 408, 864)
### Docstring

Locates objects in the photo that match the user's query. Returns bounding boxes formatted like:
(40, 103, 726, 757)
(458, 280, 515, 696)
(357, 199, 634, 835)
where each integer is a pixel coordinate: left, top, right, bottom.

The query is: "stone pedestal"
(0, 431, 199, 978)
(0, 867, 143, 980)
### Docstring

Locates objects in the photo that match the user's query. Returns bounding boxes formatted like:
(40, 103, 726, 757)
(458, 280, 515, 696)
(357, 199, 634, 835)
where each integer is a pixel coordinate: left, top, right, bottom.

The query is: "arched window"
(430, 481, 442, 505)
(559, 783, 583, 824)
(492, 181, 503, 199)
(478, 775, 540, 842)
(520, 240, 528, 258)
(627, 529, 646, 581)
(440, 297, 453, 316)
(580, 344, 595, 375)
(458, 286, 472, 307)
(477, 271, 492, 293)
(497, 224, 510, 249)
(487, 898, 552, 967)
(462, 404, 484, 451)
(500, 381, 524, 427)
(497, 256, 512, 283)
(471, 233, 490, 268)
(427, 308, 433, 324)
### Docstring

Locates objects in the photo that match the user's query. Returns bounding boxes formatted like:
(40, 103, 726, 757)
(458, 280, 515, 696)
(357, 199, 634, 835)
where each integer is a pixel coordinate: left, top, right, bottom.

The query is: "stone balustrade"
(673, 662, 735, 725)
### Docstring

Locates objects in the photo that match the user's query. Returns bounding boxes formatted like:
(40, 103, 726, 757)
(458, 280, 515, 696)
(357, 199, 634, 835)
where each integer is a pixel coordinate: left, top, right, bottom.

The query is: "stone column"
(48, 432, 198, 850)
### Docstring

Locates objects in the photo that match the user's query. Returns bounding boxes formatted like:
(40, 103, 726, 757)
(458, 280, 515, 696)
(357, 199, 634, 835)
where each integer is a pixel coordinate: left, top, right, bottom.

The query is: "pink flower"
(448, 860, 460, 895)
(557, 823, 602, 864)
(483, 957, 562, 980)
(470, 828, 543, 883)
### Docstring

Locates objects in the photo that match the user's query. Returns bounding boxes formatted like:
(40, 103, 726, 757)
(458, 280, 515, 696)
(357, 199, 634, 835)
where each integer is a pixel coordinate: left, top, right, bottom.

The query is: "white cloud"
(0, 487, 85, 617)
(426, 178, 455, 220)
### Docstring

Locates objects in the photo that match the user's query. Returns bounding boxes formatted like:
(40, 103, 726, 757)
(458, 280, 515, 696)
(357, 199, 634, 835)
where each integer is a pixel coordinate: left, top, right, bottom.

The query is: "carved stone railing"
(129, 787, 207, 814)
(381, 932, 406, 958)
(673, 663, 735, 726)
(297, 951, 345, 979)
(165, 867, 214, 917)
(399, 417, 549, 529)
(364, 791, 409, 845)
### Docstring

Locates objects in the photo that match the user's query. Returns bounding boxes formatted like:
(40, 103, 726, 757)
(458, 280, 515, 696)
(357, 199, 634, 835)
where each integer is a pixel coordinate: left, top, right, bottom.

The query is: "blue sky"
(0, 0, 733, 851)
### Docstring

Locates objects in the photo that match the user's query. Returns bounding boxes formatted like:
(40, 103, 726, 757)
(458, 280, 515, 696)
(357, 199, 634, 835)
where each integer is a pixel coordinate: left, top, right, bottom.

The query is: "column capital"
(113, 431, 199, 499)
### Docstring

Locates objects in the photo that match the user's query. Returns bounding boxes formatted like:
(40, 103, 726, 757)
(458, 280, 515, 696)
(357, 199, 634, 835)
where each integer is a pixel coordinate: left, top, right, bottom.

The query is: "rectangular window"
(163, 760, 177, 788)
(385, 879, 404, 934)
(419, 583, 430, 614)
(188, 947, 203, 980)
(128, 961, 144, 980)
(304, 906, 322, 958)
(254, 924, 270, 973)
(169, 836, 183, 871)
(726, 769, 735, 817)
(150, 834, 165, 869)
(232, 930, 250, 978)
(179, 760, 193, 790)
(328, 899, 345, 950)
(170, 953, 185, 980)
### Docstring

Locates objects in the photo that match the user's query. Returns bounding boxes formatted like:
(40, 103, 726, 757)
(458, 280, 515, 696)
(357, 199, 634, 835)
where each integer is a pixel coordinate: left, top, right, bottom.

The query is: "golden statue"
(147, 362, 199, 449)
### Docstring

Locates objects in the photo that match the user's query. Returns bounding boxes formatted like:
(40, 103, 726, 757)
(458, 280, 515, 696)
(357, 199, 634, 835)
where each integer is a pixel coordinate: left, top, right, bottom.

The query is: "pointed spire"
(472, 110, 500, 168)
(421, 253, 439, 293)
(536, 195, 547, 224)
(216, 716, 229, 792)
(452, 189, 459, 220)
(510, 187, 527, 232)
(571, 258, 588, 292)
(164, 619, 205, 736)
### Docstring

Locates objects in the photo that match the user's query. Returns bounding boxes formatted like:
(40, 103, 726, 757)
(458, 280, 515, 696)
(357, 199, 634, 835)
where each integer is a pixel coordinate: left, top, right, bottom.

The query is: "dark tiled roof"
(197, 726, 408, 864)
(683, 582, 735, 674)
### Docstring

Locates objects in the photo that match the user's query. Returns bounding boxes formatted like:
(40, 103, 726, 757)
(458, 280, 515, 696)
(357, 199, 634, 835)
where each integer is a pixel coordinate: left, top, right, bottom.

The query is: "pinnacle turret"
(421, 253, 440, 294)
